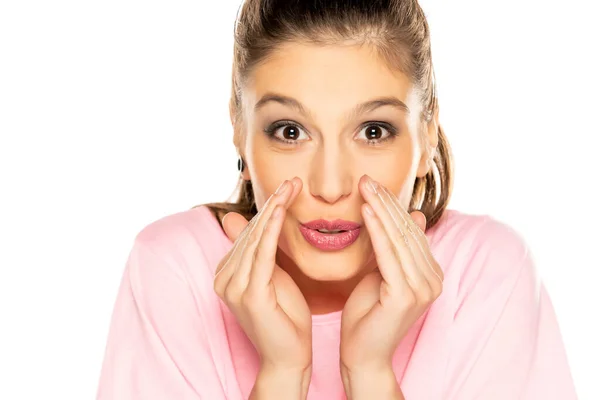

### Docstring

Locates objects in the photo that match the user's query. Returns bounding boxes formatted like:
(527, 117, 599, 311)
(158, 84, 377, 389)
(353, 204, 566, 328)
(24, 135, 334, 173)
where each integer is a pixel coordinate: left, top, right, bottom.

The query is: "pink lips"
(299, 219, 362, 251)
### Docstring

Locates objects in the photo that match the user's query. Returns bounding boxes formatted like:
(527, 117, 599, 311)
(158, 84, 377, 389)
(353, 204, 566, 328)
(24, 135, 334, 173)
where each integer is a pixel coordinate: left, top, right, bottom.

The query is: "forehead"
(245, 42, 418, 115)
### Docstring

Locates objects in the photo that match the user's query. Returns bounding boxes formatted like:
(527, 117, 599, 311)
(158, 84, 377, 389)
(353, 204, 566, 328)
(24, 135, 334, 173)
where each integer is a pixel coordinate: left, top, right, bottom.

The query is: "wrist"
(250, 364, 312, 400)
(340, 364, 404, 400)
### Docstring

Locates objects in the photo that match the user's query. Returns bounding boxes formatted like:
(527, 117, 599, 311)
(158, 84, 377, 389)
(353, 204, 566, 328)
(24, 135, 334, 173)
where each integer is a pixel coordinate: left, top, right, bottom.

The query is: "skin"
(239, 42, 439, 313)
(214, 42, 443, 399)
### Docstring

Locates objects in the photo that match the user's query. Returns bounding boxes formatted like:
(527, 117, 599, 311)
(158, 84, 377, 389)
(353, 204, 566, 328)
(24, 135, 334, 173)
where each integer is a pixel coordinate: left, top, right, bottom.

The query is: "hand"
(340, 175, 444, 375)
(213, 177, 312, 374)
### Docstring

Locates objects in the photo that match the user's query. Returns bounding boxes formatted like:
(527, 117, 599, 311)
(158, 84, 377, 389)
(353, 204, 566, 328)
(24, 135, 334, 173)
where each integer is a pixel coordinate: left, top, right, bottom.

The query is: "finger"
(215, 189, 280, 287)
(248, 204, 285, 291)
(223, 176, 301, 243)
(409, 210, 443, 282)
(218, 177, 301, 295)
(228, 179, 295, 292)
(214, 217, 257, 294)
(215, 210, 260, 283)
(378, 185, 443, 285)
(248, 177, 302, 289)
(361, 202, 411, 297)
(360, 175, 427, 293)
(285, 176, 303, 208)
(214, 230, 249, 297)
(223, 212, 250, 242)
(410, 211, 426, 233)
(379, 185, 444, 283)
(214, 212, 252, 280)
(376, 181, 442, 291)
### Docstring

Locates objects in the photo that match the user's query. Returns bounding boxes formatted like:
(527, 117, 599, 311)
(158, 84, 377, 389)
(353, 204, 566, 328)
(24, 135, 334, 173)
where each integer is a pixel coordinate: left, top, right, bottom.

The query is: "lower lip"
(298, 225, 361, 251)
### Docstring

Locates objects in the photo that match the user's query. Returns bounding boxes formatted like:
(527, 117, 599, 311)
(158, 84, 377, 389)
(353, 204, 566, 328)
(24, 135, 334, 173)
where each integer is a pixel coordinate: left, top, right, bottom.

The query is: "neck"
(275, 249, 373, 315)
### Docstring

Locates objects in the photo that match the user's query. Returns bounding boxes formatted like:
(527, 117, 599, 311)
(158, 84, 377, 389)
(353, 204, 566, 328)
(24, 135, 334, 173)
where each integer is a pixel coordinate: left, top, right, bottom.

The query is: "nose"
(307, 146, 352, 205)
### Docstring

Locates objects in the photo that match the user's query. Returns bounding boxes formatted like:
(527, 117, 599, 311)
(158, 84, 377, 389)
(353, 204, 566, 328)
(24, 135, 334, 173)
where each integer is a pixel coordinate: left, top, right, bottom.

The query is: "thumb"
(222, 211, 250, 241)
(410, 210, 427, 232)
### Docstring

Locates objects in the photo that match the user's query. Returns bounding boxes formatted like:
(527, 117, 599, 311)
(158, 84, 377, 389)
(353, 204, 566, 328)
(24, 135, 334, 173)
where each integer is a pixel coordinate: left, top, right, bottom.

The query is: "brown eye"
(355, 122, 399, 145)
(282, 126, 300, 140)
(264, 121, 309, 144)
(365, 125, 384, 140)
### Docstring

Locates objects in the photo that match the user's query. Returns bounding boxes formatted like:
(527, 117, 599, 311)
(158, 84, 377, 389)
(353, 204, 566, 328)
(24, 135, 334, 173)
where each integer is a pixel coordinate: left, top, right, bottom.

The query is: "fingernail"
(275, 180, 289, 195)
(367, 176, 378, 194)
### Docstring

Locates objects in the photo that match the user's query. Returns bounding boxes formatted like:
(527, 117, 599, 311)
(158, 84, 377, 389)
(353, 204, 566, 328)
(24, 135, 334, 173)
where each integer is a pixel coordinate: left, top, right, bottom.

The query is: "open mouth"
(315, 229, 347, 234)
(298, 219, 362, 251)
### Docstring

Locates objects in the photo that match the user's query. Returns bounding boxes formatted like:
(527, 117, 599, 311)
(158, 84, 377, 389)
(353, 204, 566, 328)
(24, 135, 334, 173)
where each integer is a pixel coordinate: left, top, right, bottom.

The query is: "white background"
(1, 0, 598, 398)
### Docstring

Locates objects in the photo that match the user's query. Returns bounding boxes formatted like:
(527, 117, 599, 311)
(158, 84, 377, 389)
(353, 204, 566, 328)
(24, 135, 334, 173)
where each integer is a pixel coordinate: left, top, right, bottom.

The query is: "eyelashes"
(263, 120, 400, 146)
(263, 121, 308, 145)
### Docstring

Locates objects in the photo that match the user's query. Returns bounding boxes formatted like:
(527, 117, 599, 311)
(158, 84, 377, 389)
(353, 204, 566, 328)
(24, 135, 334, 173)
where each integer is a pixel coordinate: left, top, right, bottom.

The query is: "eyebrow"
(254, 92, 410, 118)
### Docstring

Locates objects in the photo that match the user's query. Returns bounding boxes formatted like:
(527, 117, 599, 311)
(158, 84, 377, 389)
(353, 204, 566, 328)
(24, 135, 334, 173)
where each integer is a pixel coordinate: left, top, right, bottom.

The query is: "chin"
(278, 228, 373, 281)
(299, 251, 369, 281)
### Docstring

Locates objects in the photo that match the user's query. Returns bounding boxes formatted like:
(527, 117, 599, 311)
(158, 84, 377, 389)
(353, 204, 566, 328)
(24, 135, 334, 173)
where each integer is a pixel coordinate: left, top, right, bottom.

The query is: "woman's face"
(239, 42, 437, 281)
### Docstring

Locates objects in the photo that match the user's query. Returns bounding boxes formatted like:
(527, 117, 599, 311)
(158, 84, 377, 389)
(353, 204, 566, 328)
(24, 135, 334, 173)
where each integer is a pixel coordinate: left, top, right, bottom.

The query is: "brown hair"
(196, 0, 454, 231)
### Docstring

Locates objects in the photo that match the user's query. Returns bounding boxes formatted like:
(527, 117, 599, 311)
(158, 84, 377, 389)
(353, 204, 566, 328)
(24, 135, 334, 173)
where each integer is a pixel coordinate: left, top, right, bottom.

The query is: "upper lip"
(301, 219, 361, 231)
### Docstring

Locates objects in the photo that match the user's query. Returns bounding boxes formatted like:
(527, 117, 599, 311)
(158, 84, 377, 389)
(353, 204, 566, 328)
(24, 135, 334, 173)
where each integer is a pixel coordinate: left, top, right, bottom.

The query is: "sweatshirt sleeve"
(442, 219, 578, 400)
(96, 238, 228, 400)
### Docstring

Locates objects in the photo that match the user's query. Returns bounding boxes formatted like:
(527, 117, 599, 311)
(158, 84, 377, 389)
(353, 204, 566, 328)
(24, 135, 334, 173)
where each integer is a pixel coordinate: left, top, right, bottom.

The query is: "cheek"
(368, 150, 417, 210)
(247, 151, 283, 210)
(248, 145, 302, 210)
(366, 147, 414, 185)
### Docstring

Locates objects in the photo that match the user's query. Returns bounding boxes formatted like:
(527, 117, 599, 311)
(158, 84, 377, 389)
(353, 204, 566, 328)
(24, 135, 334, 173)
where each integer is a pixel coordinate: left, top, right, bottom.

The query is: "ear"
(232, 124, 251, 182)
(241, 169, 251, 181)
(239, 153, 251, 181)
(416, 106, 440, 178)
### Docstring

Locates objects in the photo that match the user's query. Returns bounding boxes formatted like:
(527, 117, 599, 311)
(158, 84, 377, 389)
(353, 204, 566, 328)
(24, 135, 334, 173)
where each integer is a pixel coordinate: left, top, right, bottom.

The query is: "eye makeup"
(263, 120, 400, 147)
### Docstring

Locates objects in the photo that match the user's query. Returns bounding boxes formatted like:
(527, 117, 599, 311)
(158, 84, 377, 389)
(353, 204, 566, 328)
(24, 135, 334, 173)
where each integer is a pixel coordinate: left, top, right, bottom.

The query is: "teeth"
(317, 229, 344, 234)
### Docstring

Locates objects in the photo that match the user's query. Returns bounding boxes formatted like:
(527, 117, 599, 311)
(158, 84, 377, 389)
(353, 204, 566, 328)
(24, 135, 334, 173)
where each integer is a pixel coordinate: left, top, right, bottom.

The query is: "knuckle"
(213, 277, 223, 297)
(214, 262, 224, 276)
(264, 216, 276, 231)
(241, 288, 261, 312)
(401, 290, 417, 307)
(432, 280, 444, 298)
(404, 223, 415, 237)
(383, 240, 396, 255)
(240, 219, 256, 236)
(213, 266, 228, 296)
(417, 290, 432, 306)
(393, 230, 406, 246)
(423, 282, 442, 303)
(431, 260, 444, 280)
(247, 251, 259, 272)
(423, 291, 437, 304)
(248, 229, 262, 244)
(436, 271, 444, 284)
(238, 226, 252, 241)
(251, 248, 259, 264)
(224, 282, 242, 305)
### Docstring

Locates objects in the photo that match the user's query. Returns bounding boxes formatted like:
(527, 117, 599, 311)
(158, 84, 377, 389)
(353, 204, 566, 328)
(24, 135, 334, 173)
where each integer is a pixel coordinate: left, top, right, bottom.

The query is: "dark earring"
(237, 157, 245, 172)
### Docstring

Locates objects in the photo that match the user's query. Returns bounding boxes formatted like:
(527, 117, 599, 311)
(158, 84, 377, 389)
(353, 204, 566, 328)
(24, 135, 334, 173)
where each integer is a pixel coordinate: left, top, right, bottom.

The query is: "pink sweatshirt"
(96, 205, 577, 399)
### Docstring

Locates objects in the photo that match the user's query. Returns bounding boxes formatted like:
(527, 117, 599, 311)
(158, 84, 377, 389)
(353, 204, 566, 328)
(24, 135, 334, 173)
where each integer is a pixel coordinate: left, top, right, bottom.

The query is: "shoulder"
(430, 209, 535, 299)
(131, 205, 232, 277)
(430, 208, 530, 265)
(431, 207, 524, 247)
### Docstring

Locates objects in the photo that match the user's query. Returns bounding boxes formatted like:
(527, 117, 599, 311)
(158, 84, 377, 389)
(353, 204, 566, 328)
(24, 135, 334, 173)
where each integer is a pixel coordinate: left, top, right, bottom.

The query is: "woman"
(97, 0, 577, 399)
